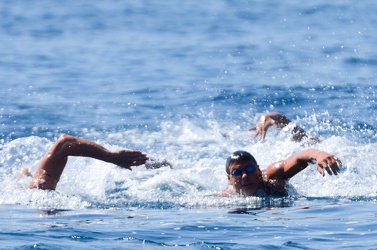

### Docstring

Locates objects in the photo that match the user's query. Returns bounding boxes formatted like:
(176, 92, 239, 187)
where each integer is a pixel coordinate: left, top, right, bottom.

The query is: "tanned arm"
(249, 112, 311, 142)
(265, 149, 342, 181)
(28, 134, 148, 190)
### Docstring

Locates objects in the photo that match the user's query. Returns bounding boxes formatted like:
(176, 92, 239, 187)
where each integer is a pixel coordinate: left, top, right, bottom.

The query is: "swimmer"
(224, 149, 342, 196)
(18, 134, 171, 190)
(224, 111, 341, 196)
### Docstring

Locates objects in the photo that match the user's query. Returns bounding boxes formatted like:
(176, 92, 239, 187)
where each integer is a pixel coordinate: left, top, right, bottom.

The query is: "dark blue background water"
(1, 0, 376, 141)
(1, 1, 377, 249)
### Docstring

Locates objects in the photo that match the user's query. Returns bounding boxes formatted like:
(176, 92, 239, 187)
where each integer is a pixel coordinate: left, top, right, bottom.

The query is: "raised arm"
(265, 149, 342, 181)
(28, 134, 148, 190)
(249, 112, 309, 142)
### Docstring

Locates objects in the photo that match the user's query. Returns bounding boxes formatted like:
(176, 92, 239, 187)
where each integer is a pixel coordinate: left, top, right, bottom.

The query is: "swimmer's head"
(225, 150, 257, 174)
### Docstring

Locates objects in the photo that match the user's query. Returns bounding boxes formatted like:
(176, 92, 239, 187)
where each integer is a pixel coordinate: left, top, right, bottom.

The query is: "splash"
(1, 115, 376, 209)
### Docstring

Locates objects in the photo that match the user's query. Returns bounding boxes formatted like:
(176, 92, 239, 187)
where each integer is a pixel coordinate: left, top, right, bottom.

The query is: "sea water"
(1, 0, 377, 249)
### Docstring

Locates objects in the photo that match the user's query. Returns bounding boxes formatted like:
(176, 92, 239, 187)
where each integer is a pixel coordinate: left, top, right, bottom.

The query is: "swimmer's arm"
(265, 149, 342, 180)
(28, 134, 148, 190)
(249, 112, 309, 142)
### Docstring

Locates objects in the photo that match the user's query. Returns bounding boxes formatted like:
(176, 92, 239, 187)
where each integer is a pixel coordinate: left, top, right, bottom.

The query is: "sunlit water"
(1, 0, 377, 249)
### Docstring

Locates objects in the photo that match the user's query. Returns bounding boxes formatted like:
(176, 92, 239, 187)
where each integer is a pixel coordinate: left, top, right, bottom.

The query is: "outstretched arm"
(265, 149, 342, 181)
(249, 112, 309, 142)
(28, 134, 148, 190)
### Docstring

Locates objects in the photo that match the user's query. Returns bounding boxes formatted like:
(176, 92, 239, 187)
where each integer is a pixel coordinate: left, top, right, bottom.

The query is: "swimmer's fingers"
(249, 126, 262, 140)
(254, 129, 266, 141)
(316, 164, 325, 176)
(259, 129, 266, 140)
(145, 159, 173, 169)
(317, 159, 333, 176)
(332, 157, 343, 175)
(248, 126, 257, 131)
(249, 125, 268, 141)
(317, 156, 343, 176)
(326, 156, 342, 175)
(329, 161, 341, 175)
(334, 157, 343, 168)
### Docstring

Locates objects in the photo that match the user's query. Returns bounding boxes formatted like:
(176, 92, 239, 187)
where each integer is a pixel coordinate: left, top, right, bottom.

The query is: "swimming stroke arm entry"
(249, 112, 308, 142)
(265, 149, 342, 181)
(27, 134, 148, 190)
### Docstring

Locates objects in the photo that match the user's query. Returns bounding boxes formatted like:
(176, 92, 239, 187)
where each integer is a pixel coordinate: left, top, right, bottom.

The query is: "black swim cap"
(225, 150, 257, 174)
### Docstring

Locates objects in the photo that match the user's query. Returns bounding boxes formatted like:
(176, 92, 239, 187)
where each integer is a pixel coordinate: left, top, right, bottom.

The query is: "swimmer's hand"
(249, 112, 291, 141)
(110, 150, 149, 170)
(315, 152, 342, 176)
(145, 159, 173, 169)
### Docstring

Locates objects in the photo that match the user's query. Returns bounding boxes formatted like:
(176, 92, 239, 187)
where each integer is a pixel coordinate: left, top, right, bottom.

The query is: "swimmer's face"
(227, 158, 261, 196)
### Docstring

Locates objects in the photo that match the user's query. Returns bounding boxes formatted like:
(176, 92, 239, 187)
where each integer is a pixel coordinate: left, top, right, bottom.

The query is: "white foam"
(1, 117, 376, 209)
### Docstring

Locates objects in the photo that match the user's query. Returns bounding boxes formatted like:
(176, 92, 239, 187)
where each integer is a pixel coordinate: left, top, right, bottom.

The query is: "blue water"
(1, 0, 377, 249)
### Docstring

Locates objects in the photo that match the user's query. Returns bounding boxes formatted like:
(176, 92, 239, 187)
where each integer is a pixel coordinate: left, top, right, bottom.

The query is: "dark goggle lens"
(231, 165, 255, 177)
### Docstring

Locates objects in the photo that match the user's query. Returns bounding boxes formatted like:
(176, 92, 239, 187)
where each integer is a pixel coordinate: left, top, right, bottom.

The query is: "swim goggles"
(230, 165, 256, 177)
